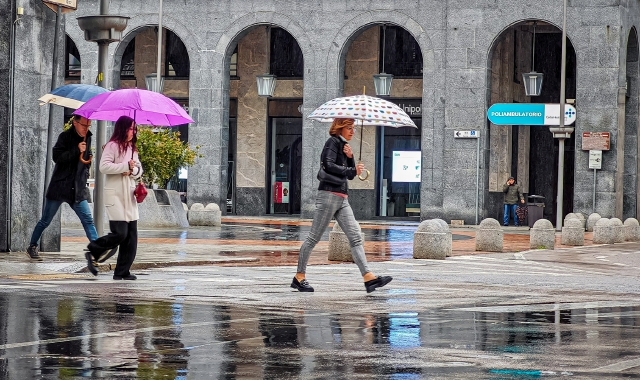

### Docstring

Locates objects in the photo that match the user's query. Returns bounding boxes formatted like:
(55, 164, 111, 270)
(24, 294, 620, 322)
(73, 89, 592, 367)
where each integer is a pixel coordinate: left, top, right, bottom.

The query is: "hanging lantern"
(373, 24, 393, 97)
(373, 73, 394, 96)
(256, 74, 277, 97)
(522, 71, 544, 96)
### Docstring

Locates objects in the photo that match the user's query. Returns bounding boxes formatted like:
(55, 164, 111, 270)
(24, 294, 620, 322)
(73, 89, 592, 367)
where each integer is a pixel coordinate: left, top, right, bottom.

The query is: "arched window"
(270, 27, 303, 78)
(380, 26, 423, 78)
(120, 38, 135, 79)
(65, 35, 80, 79)
(165, 29, 190, 78)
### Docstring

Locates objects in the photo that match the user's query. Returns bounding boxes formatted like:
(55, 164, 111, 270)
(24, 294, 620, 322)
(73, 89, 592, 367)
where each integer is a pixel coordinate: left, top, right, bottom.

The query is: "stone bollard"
(328, 222, 365, 262)
(586, 213, 601, 232)
(475, 218, 503, 252)
(592, 218, 613, 244)
(188, 203, 222, 226)
(623, 218, 640, 241)
(530, 219, 555, 249)
(561, 218, 584, 246)
(413, 219, 451, 260)
(610, 218, 624, 243)
(565, 212, 586, 230)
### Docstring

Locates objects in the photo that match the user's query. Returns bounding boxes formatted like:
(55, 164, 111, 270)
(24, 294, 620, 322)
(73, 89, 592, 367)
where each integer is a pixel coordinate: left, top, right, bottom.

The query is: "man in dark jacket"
(502, 176, 525, 226)
(26, 115, 98, 261)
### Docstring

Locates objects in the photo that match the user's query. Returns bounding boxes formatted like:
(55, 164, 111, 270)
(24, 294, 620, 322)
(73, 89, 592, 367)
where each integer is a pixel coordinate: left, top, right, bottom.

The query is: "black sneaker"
(291, 277, 314, 292)
(85, 252, 98, 276)
(26, 245, 43, 261)
(364, 276, 393, 293)
(113, 274, 137, 280)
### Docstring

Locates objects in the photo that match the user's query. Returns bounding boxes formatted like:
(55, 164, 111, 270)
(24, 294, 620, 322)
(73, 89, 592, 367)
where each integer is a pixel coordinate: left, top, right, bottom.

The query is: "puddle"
(0, 292, 639, 378)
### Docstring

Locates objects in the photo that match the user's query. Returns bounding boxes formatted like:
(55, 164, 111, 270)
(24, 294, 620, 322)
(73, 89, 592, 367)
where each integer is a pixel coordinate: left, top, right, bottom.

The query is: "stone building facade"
(2, 0, 640, 250)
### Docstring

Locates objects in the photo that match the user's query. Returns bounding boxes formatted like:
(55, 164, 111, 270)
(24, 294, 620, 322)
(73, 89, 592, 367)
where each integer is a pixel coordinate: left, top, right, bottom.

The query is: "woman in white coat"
(85, 115, 143, 280)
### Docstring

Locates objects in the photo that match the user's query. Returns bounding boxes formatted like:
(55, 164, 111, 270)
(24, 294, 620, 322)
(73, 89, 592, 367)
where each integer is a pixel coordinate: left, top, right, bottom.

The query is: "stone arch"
(110, 15, 199, 90)
(325, 11, 434, 98)
(624, 27, 639, 219)
(214, 12, 314, 86)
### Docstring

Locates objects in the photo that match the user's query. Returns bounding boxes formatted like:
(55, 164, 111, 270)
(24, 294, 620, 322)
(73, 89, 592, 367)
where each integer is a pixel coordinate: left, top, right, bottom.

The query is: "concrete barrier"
(188, 203, 222, 226)
(586, 213, 601, 232)
(561, 218, 584, 246)
(328, 222, 364, 262)
(593, 218, 613, 244)
(475, 218, 503, 252)
(62, 189, 188, 228)
(530, 219, 555, 249)
(623, 218, 640, 241)
(413, 219, 451, 260)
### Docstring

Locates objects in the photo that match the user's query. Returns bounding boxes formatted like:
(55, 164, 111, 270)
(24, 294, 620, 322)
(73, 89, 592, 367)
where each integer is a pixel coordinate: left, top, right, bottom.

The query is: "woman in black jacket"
(291, 118, 392, 293)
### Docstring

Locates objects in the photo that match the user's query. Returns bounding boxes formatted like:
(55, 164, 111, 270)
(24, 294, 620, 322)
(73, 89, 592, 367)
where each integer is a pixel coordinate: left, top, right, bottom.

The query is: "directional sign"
(589, 150, 602, 170)
(454, 130, 479, 138)
(487, 103, 577, 126)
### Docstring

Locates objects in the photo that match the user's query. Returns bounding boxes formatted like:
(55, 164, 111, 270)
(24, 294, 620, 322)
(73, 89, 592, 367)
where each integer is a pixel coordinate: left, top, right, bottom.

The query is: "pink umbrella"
(74, 88, 194, 126)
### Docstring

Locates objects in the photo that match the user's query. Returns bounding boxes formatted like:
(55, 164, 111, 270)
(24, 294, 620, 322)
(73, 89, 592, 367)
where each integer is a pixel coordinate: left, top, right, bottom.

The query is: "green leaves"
(136, 127, 201, 187)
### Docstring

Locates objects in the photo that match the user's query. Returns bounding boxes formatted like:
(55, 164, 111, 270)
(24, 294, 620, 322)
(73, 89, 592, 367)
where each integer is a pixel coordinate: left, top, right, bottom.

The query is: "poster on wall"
(274, 182, 290, 204)
(392, 151, 421, 182)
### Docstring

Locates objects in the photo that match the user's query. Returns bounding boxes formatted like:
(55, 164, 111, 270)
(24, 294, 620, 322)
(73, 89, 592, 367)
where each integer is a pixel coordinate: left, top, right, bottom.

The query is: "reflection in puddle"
(1, 293, 639, 378)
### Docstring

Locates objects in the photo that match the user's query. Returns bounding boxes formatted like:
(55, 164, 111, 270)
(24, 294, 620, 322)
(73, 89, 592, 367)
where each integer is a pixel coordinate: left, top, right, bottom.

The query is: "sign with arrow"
(589, 150, 602, 170)
(454, 130, 479, 138)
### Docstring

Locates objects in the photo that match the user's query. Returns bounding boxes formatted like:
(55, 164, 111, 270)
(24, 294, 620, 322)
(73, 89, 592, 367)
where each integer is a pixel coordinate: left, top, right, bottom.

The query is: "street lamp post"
(549, 0, 572, 231)
(77, 3, 129, 235)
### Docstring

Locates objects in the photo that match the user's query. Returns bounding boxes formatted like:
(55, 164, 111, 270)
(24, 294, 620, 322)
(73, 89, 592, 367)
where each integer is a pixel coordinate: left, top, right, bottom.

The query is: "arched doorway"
(341, 24, 423, 219)
(225, 25, 304, 215)
(487, 21, 577, 223)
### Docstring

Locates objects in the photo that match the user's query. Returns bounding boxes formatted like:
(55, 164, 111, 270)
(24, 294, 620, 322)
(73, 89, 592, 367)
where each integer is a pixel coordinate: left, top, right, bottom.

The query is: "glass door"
(269, 118, 302, 214)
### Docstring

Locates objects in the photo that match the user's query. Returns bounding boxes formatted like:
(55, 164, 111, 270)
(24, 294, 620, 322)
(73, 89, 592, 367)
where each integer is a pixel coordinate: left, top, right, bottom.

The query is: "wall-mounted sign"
(454, 130, 479, 138)
(487, 103, 577, 126)
(42, 0, 77, 13)
(392, 99, 422, 118)
(589, 150, 602, 170)
(582, 132, 610, 151)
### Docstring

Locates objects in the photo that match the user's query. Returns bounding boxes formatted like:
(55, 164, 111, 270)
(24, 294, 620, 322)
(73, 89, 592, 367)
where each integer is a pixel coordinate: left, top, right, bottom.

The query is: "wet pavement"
(1, 217, 639, 378)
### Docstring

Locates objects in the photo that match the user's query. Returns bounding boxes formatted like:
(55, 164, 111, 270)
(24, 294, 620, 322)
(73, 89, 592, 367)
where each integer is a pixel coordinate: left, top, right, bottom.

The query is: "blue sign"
(487, 103, 577, 126)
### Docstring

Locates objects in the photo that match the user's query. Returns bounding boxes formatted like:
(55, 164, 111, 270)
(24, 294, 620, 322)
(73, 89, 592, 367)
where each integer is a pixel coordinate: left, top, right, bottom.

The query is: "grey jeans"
(296, 190, 370, 276)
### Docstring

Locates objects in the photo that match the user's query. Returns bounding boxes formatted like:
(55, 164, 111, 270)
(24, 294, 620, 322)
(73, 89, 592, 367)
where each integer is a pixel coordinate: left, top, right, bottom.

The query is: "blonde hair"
(329, 118, 354, 136)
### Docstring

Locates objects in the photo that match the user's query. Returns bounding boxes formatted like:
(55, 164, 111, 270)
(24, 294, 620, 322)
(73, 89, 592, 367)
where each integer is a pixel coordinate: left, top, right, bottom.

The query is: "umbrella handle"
(79, 135, 92, 164)
(357, 160, 370, 181)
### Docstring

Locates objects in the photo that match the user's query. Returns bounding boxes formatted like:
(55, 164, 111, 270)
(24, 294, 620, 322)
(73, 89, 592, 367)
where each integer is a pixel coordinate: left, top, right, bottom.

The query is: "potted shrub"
(136, 127, 201, 188)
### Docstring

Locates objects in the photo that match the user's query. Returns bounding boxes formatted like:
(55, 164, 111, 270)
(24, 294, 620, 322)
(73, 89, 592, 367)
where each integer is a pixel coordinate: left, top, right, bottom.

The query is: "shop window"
(164, 29, 190, 78)
(380, 26, 423, 78)
(270, 27, 303, 78)
(65, 35, 81, 79)
(120, 38, 135, 79)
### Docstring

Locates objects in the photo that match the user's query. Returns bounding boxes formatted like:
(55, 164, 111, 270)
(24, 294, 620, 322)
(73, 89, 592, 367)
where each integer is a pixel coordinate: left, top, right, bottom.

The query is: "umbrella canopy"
(38, 84, 109, 109)
(307, 94, 417, 128)
(74, 88, 194, 126)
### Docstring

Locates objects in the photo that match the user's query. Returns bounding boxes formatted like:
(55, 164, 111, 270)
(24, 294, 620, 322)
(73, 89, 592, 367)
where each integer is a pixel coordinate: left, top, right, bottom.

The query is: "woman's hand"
(128, 159, 136, 170)
(343, 144, 353, 158)
(356, 163, 365, 176)
(122, 170, 132, 176)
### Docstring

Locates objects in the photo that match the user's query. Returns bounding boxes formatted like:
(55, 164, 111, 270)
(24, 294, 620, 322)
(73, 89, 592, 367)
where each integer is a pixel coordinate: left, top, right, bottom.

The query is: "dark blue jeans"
(30, 199, 98, 246)
(503, 204, 518, 226)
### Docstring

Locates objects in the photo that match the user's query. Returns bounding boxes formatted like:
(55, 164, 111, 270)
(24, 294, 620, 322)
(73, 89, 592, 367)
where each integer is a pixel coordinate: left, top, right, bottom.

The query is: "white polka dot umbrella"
(308, 94, 418, 180)
(308, 94, 418, 128)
